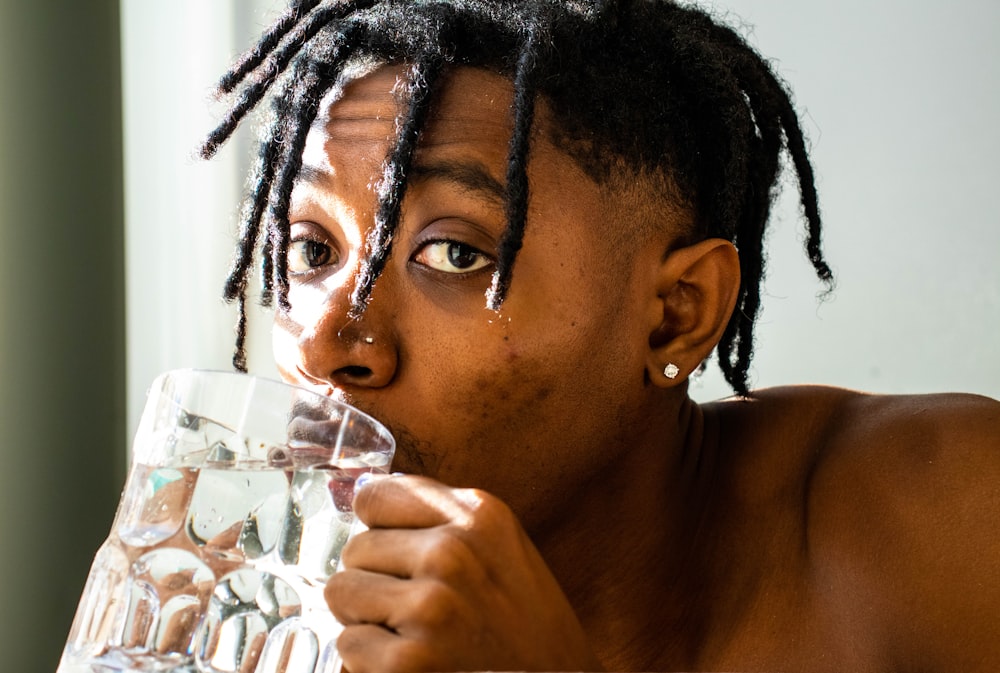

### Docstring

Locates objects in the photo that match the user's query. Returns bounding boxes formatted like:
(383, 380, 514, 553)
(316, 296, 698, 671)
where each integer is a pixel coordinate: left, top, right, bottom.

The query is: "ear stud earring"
(362, 336, 375, 345)
(663, 363, 680, 379)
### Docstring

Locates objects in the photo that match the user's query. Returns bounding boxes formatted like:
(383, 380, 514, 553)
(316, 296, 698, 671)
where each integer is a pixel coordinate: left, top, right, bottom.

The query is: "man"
(202, 1, 1000, 671)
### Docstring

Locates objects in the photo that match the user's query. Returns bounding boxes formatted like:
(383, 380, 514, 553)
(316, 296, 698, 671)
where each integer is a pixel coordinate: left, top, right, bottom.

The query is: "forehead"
(305, 65, 519, 171)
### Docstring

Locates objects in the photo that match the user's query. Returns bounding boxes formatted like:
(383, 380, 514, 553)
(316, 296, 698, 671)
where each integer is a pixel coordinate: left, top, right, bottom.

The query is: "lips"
(287, 378, 440, 479)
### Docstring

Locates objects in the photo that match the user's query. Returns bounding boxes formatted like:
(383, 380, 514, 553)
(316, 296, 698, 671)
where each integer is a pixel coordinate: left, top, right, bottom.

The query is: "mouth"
(316, 392, 441, 477)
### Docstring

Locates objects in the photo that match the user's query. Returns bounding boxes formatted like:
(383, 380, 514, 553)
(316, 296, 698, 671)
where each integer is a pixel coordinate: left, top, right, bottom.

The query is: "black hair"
(202, 0, 834, 396)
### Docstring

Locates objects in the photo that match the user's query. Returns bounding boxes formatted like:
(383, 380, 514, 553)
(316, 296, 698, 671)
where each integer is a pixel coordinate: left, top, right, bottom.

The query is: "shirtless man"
(201, 1, 1000, 671)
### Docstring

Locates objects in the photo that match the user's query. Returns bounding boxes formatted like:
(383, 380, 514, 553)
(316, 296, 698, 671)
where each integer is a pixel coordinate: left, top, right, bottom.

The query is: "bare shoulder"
(801, 387, 1000, 671)
(708, 383, 1000, 479)
(705, 386, 999, 669)
(807, 387, 1000, 516)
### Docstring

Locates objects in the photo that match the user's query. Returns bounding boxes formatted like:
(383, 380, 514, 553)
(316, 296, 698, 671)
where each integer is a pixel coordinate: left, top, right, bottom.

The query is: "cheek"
(405, 323, 549, 420)
(472, 350, 555, 412)
(414, 321, 600, 444)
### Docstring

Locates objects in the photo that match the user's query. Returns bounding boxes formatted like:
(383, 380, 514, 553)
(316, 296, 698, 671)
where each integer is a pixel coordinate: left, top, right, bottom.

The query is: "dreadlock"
(203, 0, 834, 397)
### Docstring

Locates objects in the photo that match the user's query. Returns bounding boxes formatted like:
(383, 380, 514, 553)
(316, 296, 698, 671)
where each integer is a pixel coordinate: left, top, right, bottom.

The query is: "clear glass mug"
(57, 369, 395, 673)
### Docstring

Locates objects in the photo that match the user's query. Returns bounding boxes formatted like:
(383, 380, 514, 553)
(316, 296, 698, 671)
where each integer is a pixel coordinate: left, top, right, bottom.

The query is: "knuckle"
(415, 529, 474, 579)
(457, 487, 518, 535)
(455, 486, 493, 514)
(408, 579, 461, 630)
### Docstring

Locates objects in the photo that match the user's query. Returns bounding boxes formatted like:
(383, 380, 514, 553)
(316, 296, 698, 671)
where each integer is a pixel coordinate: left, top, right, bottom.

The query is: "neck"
(533, 393, 720, 670)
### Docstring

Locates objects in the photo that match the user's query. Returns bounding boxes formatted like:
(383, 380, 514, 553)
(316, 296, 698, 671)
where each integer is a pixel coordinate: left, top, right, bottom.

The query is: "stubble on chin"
(385, 422, 445, 479)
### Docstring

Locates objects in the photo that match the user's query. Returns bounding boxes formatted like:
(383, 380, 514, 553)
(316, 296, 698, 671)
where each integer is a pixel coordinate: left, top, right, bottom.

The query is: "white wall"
(688, 0, 1000, 401)
(122, 0, 283, 440)
(122, 0, 1000, 437)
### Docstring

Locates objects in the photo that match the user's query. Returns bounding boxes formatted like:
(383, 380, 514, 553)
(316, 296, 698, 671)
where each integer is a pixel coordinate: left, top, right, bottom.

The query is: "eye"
(413, 240, 493, 274)
(287, 239, 336, 274)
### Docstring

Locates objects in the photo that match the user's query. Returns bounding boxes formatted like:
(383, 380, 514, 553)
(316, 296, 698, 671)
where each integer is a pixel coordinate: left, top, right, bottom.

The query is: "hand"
(326, 474, 603, 673)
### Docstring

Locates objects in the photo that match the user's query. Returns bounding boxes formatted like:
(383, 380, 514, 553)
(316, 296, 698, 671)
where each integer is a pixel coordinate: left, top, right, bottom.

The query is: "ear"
(645, 238, 740, 387)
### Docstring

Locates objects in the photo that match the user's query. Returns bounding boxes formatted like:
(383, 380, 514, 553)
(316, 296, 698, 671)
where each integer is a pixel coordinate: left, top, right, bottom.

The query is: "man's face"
(274, 65, 670, 529)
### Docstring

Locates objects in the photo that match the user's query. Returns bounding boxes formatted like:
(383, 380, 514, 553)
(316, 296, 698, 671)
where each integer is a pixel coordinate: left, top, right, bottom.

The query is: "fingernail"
(391, 471, 406, 477)
(354, 472, 375, 494)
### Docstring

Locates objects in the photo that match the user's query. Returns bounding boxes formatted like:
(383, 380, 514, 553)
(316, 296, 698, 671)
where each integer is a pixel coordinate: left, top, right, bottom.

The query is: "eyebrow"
(408, 161, 506, 205)
(295, 164, 329, 188)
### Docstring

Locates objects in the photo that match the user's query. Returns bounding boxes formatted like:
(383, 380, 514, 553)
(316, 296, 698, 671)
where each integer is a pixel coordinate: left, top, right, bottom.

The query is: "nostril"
(335, 365, 373, 379)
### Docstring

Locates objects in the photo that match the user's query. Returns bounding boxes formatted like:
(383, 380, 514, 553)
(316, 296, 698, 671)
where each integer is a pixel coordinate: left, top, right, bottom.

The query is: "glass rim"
(149, 367, 394, 444)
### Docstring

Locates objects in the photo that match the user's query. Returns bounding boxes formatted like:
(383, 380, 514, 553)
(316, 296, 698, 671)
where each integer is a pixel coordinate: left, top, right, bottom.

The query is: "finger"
(337, 623, 435, 673)
(341, 526, 480, 580)
(325, 568, 412, 626)
(353, 474, 480, 529)
(336, 623, 396, 673)
(327, 568, 468, 638)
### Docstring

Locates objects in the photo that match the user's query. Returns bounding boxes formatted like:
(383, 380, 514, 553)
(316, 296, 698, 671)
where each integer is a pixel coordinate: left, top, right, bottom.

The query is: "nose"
(294, 284, 399, 391)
